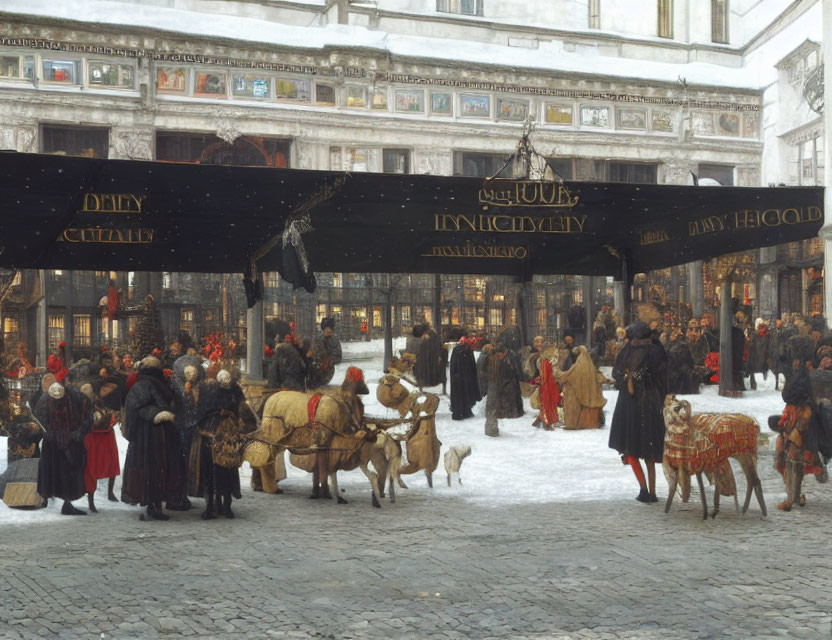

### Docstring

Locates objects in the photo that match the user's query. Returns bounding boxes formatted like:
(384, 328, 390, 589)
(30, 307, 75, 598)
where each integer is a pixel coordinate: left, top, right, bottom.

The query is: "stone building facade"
(0, 0, 823, 365)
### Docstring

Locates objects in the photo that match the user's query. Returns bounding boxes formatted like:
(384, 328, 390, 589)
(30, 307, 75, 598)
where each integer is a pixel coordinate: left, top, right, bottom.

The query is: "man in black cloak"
(268, 328, 307, 391)
(667, 329, 700, 395)
(307, 317, 343, 388)
(35, 381, 93, 515)
(609, 322, 668, 503)
(414, 322, 444, 388)
(450, 337, 481, 420)
(121, 356, 186, 521)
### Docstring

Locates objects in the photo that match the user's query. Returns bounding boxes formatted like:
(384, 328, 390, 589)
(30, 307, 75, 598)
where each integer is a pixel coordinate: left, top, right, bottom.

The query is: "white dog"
(444, 445, 472, 486)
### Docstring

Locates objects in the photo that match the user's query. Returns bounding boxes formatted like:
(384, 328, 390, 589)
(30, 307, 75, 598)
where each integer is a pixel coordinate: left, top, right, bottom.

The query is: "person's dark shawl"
(450, 344, 481, 420)
(483, 351, 523, 419)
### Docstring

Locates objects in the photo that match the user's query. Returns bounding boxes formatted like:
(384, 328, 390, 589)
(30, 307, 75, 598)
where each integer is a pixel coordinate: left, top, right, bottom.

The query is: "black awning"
(0, 152, 822, 277)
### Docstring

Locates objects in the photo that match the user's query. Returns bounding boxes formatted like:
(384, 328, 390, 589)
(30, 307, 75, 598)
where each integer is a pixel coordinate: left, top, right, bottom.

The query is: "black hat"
(412, 324, 426, 338)
(321, 317, 336, 331)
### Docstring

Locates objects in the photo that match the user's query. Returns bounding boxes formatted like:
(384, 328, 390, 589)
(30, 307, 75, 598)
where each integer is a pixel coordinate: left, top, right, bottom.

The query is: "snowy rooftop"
(0, 0, 775, 91)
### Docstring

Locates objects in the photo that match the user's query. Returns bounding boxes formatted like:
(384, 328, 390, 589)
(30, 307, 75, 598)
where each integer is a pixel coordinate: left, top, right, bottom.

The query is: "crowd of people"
(3, 306, 832, 518)
(0, 316, 344, 520)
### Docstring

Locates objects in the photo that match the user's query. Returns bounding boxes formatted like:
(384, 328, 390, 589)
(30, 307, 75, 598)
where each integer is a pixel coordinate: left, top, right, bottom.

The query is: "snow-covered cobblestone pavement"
(1, 341, 831, 639)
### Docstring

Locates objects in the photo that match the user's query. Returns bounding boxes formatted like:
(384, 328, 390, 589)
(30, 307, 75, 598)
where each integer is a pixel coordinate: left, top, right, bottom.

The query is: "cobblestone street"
(2, 446, 831, 640)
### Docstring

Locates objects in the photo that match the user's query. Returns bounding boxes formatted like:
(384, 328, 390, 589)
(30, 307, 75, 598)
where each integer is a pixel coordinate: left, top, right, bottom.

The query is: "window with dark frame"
(382, 149, 410, 174)
(41, 125, 109, 159)
(698, 163, 735, 186)
(658, 0, 673, 38)
(436, 0, 483, 16)
(73, 314, 91, 347)
(606, 161, 658, 184)
(454, 152, 508, 177)
(155, 132, 290, 168)
(712, 0, 729, 43)
(48, 315, 64, 353)
(588, 0, 600, 28)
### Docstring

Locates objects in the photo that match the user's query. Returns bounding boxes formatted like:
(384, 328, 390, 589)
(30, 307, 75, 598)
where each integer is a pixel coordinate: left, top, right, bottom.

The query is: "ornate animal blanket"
(664, 413, 758, 474)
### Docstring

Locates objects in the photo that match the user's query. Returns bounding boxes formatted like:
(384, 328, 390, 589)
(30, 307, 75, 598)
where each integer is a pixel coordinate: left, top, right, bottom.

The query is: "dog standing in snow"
(444, 445, 472, 486)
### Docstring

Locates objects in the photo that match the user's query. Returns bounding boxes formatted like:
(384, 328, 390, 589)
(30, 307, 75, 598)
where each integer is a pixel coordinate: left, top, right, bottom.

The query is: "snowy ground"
(0, 339, 787, 523)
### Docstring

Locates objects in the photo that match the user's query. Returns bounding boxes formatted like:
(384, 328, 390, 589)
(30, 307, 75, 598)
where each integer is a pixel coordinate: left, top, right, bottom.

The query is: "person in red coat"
(79, 382, 120, 512)
(46, 342, 69, 384)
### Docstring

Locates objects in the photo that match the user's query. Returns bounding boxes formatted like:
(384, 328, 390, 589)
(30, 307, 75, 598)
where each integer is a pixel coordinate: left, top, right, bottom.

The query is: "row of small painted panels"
(0, 54, 760, 137)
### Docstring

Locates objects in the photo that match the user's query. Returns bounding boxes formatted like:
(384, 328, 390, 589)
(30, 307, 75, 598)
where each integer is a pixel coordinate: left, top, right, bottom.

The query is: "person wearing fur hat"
(35, 380, 93, 515)
(267, 323, 307, 391)
(609, 322, 668, 503)
(189, 369, 256, 519)
(307, 318, 342, 388)
(121, 356, 186, 521)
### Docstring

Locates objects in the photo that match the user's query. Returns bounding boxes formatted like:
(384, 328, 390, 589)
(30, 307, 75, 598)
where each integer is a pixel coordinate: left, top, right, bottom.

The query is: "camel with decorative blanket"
(662, 395, 767, 519)
(245, 367, 398, 508)
(375, 374, 442, 497)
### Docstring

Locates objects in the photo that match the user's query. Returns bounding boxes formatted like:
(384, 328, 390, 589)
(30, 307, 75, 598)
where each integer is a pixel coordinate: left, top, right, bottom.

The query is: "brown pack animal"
(376, 374, 442, 496)
(663, 395, 766, 519)
(247, 367, 386, 507)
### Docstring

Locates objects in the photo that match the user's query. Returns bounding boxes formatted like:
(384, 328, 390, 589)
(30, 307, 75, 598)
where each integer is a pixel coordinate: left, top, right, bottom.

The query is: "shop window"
(436, 0, 483, 16)
(546, 157, 574, 180)
(3, 317, 20, 347)
(73, 314, 91, 347)
(488, 308, 503, 327)
(0, 53, 35, 80)
(316, 304, 327, 325)
(588, 0, 600, 28)
(99, 317, 110, 341)
(181, 309, 195, 335)
(42, 59, 81, 84)
(333, 274, 343, 288)
(345, 86, 366, 108)
(383, 149, 410, 174)
(658, 0, 673, 38)
(155, 132, 290, 168)
(48, 315, 65, 352)
(315, 84, 335, 106)
(41, 125, 109, 159)
(698, 163, 734, 186)
(454, 152, 508, 177)
(401, 306, 411, 325)
(265, 272, 280, 289)
(607, 162, 658, 184)
(88, 61, 135, 89)
(373, 307, 382, 327)
(712, 0, 729, 44)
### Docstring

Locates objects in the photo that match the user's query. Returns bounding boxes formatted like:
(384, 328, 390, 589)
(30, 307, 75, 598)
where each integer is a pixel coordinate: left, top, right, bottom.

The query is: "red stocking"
(624, 456, 646, 487)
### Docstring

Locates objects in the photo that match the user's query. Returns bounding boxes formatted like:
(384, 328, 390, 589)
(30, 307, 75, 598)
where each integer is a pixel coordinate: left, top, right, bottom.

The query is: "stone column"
(246, 299, 265, 381)
(824, 0, 832, 328)
(687, 262, 704, 317)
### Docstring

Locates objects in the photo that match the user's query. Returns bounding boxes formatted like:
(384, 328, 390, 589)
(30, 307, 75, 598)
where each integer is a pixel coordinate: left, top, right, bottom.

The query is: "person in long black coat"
(414, 324, 444, 388)
(666, 332, 699, 395)
(609, 322, 668, 503)
(121, 358, 186, 521)
(189, 370, 247, 520)
(268, 335, 307, 391)
(35, 382, 92, 515)
(481, 344, 524, 437)
(449, 338, 481, 420)
(748, 321, 771, 390)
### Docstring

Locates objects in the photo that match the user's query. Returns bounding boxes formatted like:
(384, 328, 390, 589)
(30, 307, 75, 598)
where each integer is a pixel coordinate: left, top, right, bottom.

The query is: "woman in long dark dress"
(609, 322, 668, 503)
(189, 369, 251, 519)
